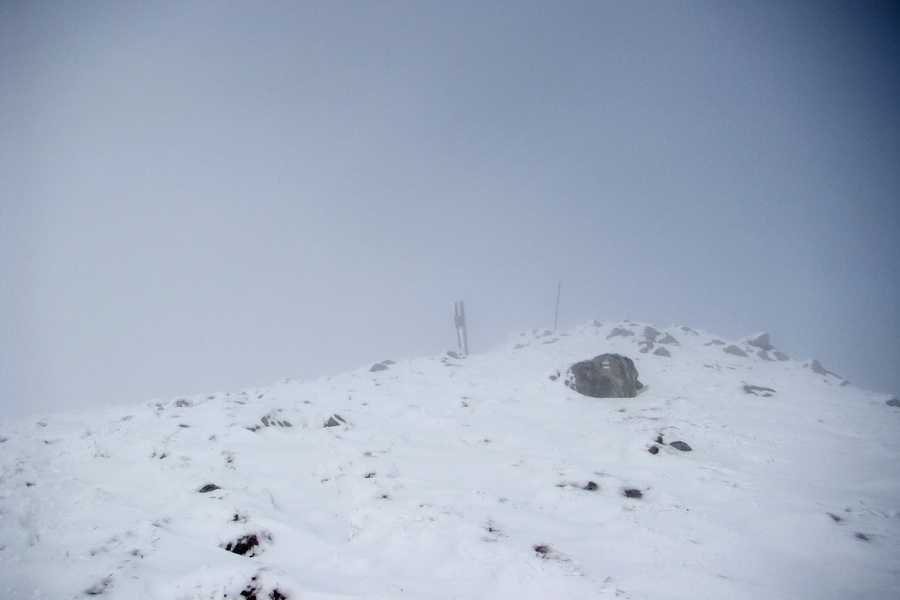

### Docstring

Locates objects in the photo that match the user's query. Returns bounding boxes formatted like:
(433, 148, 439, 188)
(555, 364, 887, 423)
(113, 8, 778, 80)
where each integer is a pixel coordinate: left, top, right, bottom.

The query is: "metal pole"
(459, 300, 469, 355)
(553, 282, 561, 330)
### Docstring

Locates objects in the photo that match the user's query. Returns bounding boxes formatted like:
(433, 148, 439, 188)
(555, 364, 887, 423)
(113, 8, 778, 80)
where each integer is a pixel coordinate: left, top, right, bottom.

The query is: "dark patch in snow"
(886, 398, 900, 408)
(724, 345, 748, 357)
(84, 575, 112, 595)
(623, 488, 643, 499)
(584, 481, 599, 491)
(648, 445, 659, 455)
(828, 513, 843, 522)
(657, 333, 679, 345)
(533, 544, 552, 557)
(198, 483, 221, 493)
(669, 441, 692, 452)
(653, 347, 671, 357)
(855, 532, 871, 541)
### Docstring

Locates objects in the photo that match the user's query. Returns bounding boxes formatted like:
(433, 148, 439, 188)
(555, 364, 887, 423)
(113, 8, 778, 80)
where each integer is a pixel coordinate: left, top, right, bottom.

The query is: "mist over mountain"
(2, 320, 897, 599)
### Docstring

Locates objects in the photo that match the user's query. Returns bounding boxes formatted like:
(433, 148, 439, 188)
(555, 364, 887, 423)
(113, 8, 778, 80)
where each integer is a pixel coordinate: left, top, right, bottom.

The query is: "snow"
(2, 320, 898, 599)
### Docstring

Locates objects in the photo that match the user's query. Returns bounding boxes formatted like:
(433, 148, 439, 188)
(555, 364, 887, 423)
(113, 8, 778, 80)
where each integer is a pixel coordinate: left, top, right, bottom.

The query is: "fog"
(2, 1, 898, 419)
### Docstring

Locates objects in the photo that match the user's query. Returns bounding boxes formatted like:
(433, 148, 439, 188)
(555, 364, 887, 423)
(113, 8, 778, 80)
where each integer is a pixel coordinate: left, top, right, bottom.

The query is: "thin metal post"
(553, 282, 561, 330)
(454, 300, 469, 356)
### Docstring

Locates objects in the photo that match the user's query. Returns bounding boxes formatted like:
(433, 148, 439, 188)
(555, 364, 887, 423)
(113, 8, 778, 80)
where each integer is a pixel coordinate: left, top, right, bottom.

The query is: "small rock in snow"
(198, 483, 221, 493)
(669, 441, 692, 452)
(324, 415, 346, 428)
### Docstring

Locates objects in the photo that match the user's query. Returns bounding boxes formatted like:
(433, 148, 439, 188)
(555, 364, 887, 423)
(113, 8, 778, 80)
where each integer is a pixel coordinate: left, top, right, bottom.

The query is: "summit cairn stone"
(566, 353, 643, 398)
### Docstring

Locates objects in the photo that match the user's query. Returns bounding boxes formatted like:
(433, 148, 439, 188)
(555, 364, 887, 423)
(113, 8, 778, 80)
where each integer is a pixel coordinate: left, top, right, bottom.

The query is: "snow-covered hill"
(2, 320, 898, 600)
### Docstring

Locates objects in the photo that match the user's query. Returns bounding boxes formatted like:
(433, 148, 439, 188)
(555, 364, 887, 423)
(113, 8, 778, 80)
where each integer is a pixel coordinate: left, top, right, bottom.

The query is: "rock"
(648, 445, 660, 455)
(757, 351, 774, 361)
(198, 483, 221, 493)
(324, 415, 346, 428)
(773, 350, 790, 361)
(744, 385, 776, 397)
(369, 363, 389, 372)
(724, 345, 748, 357)
(637, 340, 654, 353)
(606, 327, 635, 339)
(807, 359, 840, 378)
(745, 332, 774, 351)
(669, 441, 692, 451)
(623, 488, 643, 498)
(643, 326, 661, 342)
(653, 347, 671, 357)
(584, 481, 599, 491)
(886, 398, 900, 408)
(705, 339, 726, 346)
(566, 354, 643, 398)
(657, 333, 679, 345)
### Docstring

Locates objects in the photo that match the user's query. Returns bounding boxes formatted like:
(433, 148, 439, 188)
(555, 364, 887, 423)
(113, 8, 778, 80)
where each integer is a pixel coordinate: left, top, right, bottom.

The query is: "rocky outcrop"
(566, 354, 643, 398)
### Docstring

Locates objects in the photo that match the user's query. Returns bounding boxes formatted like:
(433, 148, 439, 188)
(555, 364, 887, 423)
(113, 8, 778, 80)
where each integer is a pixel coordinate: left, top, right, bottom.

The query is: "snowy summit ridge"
(1, 320, 898, 600)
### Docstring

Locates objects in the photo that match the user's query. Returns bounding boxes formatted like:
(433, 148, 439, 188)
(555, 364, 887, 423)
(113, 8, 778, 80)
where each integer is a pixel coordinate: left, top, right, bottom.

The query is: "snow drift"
(1, 320, 898, 599)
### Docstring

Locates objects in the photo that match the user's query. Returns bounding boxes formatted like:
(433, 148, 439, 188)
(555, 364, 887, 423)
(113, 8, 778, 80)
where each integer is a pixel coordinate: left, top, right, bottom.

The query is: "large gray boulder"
(566, 353, 643, 398)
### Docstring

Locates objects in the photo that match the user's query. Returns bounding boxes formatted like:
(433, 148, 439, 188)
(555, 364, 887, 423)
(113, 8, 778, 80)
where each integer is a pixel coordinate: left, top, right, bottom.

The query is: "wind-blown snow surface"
(2, 321, 899, 600)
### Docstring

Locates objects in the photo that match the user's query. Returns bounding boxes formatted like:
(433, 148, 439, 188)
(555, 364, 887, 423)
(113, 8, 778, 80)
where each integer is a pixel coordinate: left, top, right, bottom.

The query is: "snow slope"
(2, 320, 898, 600)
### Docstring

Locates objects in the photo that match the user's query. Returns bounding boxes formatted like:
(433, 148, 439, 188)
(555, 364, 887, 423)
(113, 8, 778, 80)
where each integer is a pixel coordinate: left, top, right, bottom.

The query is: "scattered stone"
(623, 488, 643, 499)
(656, 435, 664, 444)
(533, 544, 552, 556)
(854, 532, 871, 541)
(643, 326, 661, 342)
(369, 363, 389, 372)
(638, 340, 654, 353)
(566, 354, 643, 398)
(657, 333, 679, 345)
(223, 532, 269, 557)
(704, 339, 726, 346)
(198, 483, 221, 493)
(808, 359, 837, 378)
(584, 481, 599, 491)
(324, 415, 346, 428)
(757, 351, 774, 361)
(745, 332, 774, 351)
(606, 327, 635, 339)
(773, 350, 790, 361)
(446, 351, 461, 359)
(653, 347, 671, 357)
(886, 398, 900, 408)
(724, 345, 748, 357)
(743, 385, 776, 397)
(648, 445, 659, 455)
(669, 441, 692, 452)
(827, 513, 843, 522)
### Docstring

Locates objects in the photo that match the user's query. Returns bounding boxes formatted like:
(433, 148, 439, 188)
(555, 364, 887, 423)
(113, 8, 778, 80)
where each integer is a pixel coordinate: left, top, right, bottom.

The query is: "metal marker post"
(454, 300, 469, 356)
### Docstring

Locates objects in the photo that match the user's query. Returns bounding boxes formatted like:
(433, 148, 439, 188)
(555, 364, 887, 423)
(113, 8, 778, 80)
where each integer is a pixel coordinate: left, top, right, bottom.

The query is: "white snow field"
(1, 320, 898, 600)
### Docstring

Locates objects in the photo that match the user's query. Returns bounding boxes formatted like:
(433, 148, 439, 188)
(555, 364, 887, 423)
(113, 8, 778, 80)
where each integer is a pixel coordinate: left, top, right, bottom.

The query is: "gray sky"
(2, 1, 898, 420)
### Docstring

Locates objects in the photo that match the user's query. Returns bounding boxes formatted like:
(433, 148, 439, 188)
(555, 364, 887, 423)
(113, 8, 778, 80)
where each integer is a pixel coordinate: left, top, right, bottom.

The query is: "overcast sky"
(2, 1, 898, 420)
